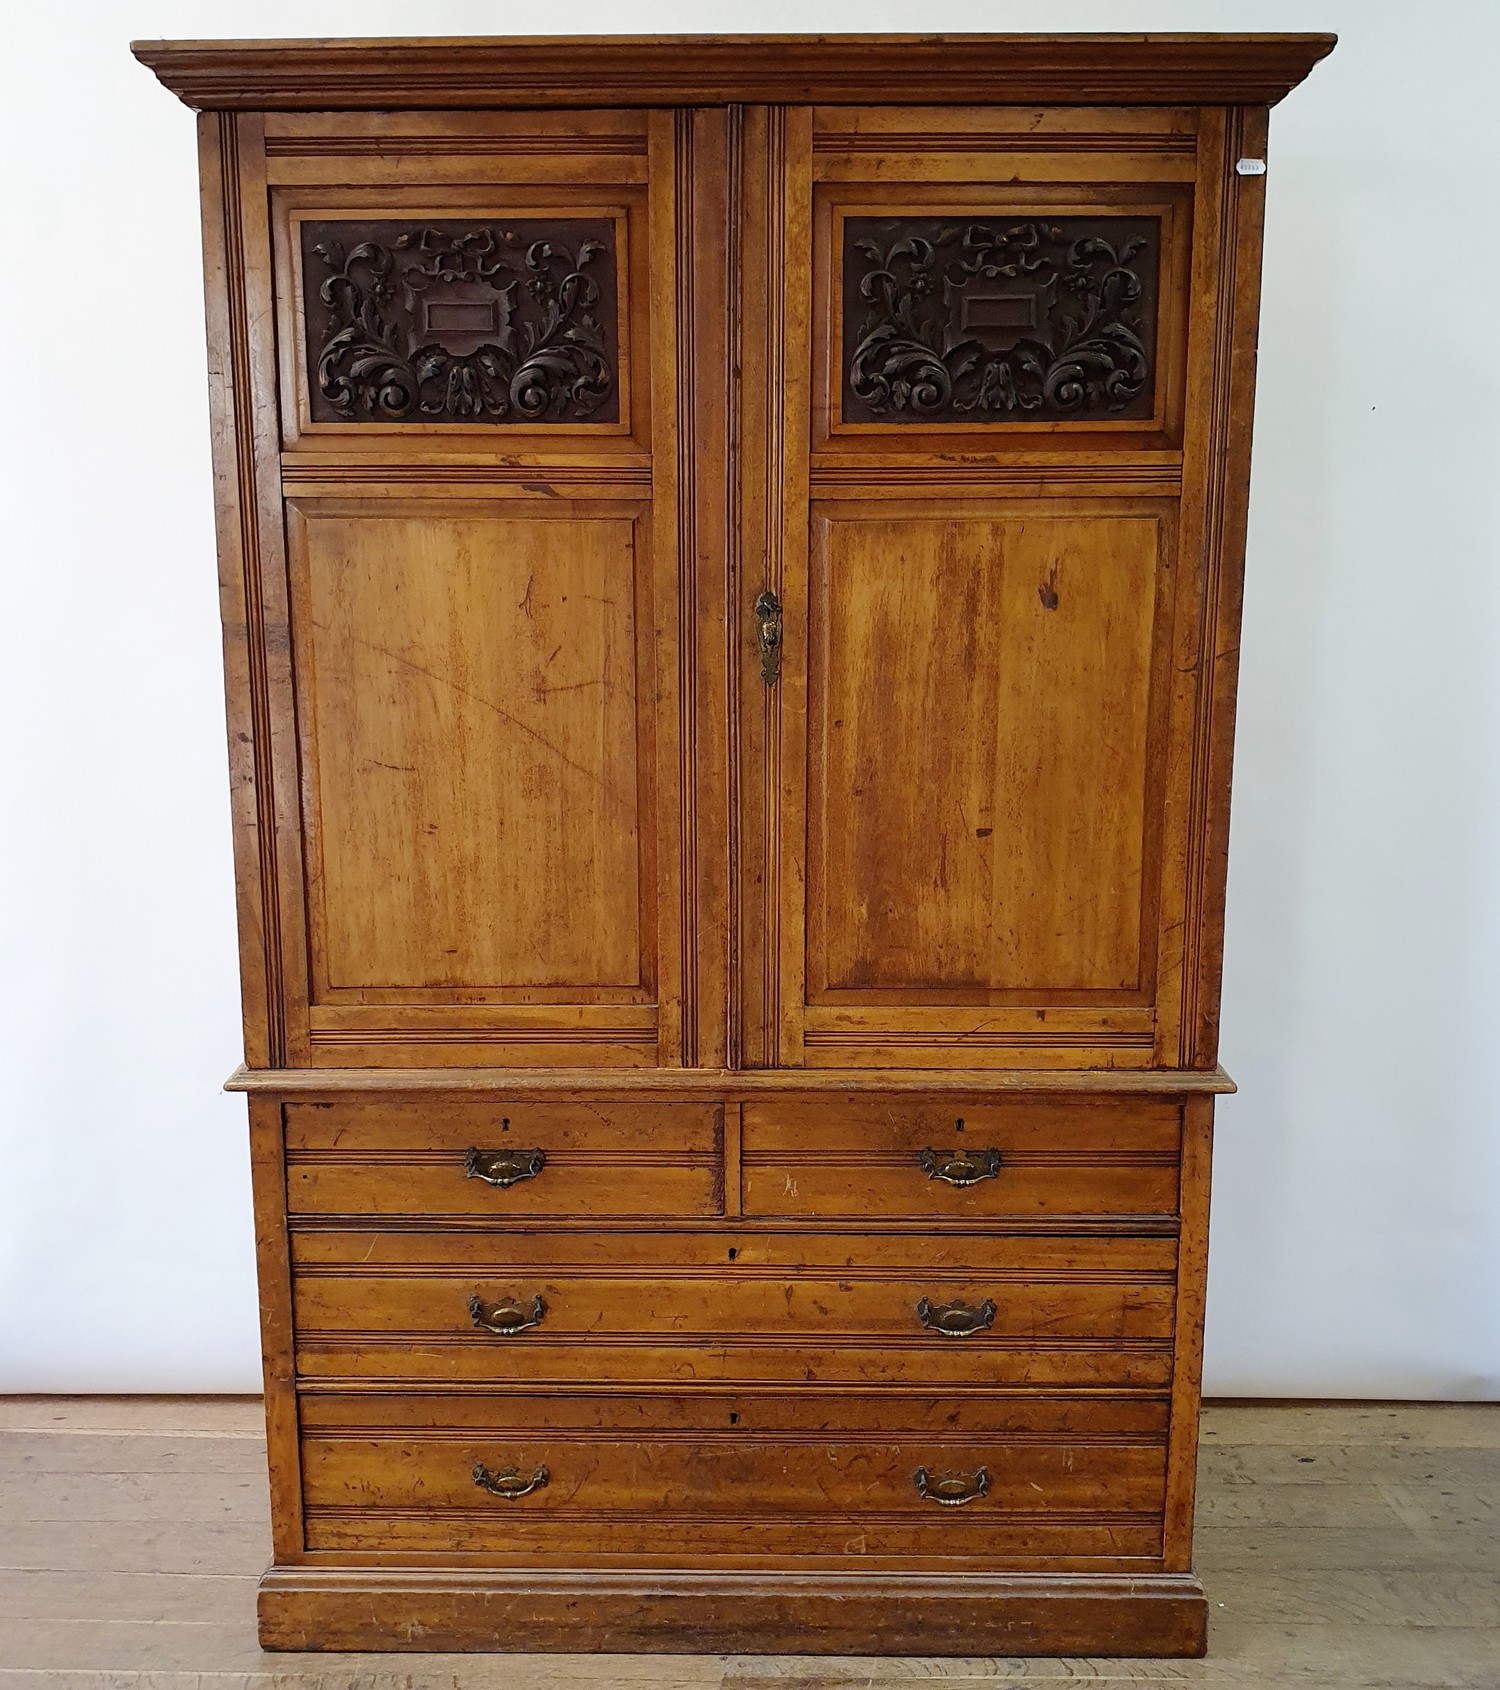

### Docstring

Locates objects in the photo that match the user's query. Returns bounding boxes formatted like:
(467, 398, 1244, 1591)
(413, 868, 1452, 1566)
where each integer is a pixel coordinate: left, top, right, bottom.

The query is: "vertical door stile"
(734, 106, 814, 1069)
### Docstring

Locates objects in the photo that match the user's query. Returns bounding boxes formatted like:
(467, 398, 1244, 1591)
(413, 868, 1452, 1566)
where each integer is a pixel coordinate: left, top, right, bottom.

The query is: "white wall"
(2, 0, 1497, 1396)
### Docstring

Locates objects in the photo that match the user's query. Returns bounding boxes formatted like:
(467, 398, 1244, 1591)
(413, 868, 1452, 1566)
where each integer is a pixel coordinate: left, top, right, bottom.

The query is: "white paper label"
(1236, 158, 1268, 176)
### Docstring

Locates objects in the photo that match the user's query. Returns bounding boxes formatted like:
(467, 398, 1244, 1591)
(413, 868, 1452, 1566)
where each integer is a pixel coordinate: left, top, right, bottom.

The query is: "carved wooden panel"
(300, 218, 620, 424)
(841, 216, 1159, 424)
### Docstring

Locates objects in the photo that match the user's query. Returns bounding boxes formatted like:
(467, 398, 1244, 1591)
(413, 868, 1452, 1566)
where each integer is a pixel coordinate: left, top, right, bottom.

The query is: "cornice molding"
(132, 33, 1336, 113)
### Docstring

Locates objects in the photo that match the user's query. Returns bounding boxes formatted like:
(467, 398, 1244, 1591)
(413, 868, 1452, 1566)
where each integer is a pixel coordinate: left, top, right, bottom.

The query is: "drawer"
(299, 1392, 1168, 1563)
(283, 1101, 722, 1219)
(291, 1229, 1176, 1390)
(295, 1270, 1174, 1344)
(741, 1099, 1180, 1219)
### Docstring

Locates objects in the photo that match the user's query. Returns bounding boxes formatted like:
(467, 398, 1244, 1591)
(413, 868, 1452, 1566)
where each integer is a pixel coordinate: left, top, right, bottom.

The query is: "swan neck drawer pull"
(917, 1146, 1002, 1186)
(916, 1295, 997, 1337)
(464, 1146, 545, 1188)
(914, 1465, 990, 1507)
(468, 1292, 547, 1335)
(472, 1462, 550, 1500)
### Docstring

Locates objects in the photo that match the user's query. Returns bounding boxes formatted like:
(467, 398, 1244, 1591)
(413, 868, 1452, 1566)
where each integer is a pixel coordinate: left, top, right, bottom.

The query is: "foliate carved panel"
(300, 218, 620, 425)
(841, 216, 1159, 424)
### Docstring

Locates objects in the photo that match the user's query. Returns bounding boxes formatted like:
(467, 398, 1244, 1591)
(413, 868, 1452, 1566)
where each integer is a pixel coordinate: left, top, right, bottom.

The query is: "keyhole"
(727, 1247, 737, 1261)
(501, 1118, 510, 1133)
(955, 1117, 965, 1133)
(729, 1411, 739, 1425)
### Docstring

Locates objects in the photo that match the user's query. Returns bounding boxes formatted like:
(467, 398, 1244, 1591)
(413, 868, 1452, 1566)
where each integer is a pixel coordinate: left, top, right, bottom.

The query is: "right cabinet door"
(742, 102, 1244, 1070)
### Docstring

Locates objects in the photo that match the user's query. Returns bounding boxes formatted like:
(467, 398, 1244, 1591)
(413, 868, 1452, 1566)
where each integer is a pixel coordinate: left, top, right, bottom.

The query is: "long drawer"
(284, 1101, 723, 1219)
(298, 1391, 1169, 1564)
(291, 1229, 1176, 1389)
(295, 1271, 1174, 1343)
(741, 1099, 1181, 1219)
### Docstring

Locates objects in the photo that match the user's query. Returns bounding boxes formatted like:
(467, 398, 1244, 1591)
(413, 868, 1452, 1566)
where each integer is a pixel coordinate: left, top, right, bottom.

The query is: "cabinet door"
(737, 104, 1249, 1069)
(222, 109, 720, 1067)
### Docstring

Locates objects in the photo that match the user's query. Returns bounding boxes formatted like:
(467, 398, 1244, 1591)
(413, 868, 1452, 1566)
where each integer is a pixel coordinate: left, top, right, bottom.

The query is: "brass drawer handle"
(916, 1296, 997, 1337)
(464, 1146, 545, 1188)
(468, 1293, 547, 1336)
(914, 1465, 990, 1507)
(472, 1461, 550, 1500)
(917, 1146, 1001, 1186)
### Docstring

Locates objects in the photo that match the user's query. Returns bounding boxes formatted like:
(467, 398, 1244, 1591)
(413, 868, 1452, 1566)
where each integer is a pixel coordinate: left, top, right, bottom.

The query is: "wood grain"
(145, 31, 1327, 1657)
(131, 33, 1337, 111)
(4, 1399, 1491, 1681)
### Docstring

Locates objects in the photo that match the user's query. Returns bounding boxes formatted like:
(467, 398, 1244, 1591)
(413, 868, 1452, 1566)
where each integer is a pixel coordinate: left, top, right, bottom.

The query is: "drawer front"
(284, 1101, 722, 1219)
(295, 1337, 1172, 1389)
(299, 1391, 1168, 1562)
(295, 1270, 1175, 1343)
(291, 1229, 1180, 1275)
(291, 1231, 1175, 1391)
(742, 1099, 1180, 1219)
(300, 1388, 1173, 1439)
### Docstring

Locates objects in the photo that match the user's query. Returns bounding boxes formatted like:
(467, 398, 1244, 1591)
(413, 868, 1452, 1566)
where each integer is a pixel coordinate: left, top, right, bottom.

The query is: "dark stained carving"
(301, 218, 619, 424)
(842, 216, 1158, 424)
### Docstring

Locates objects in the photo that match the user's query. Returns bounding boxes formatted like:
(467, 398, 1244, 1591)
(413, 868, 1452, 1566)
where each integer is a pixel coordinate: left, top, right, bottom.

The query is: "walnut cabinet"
(137, 32, 1333, 1656)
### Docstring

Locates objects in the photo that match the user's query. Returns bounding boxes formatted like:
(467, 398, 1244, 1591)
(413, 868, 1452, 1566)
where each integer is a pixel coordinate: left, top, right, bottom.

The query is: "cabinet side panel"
(196, 111, 279, 1066)
(247, 1096, 304, 1561)
(1187, 106, 1270, 1067)
(1163, 1095, 1213, 1570)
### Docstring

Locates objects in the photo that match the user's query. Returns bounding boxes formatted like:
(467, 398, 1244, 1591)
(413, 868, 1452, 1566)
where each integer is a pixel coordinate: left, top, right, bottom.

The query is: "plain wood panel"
(284, 1161, 721, 1220)
(289, 501, 650, 999)
(291, 1339, 1173, 1389)
(808, 507, 1161, 999)
(287, 1229, 1180, 1274)
(297, 1391, 1172, 1438)
(741, 1097, 1181, 1150)
(301, 1514, 1165, 1563)
(283, 1099, 721, 1150)
(739, 1162, 1179, 1220)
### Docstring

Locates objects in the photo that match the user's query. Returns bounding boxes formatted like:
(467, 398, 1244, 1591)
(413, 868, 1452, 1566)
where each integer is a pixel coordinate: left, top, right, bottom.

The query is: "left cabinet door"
(208, 110, 702, 1067)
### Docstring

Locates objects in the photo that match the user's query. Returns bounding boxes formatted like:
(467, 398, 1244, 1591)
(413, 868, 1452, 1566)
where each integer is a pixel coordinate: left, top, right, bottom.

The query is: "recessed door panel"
(291, 502, 648, 1000)
(809, 508, 1162, 1000)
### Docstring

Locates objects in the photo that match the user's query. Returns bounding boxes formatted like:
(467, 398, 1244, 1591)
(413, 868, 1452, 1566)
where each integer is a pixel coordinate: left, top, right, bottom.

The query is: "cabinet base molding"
(257, 1568, 1208, 1656)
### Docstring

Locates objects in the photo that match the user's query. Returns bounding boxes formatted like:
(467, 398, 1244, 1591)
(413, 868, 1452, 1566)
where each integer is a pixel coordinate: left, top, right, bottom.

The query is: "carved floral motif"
(301, 219, 619, 425)
(843, 216, 1158, 424)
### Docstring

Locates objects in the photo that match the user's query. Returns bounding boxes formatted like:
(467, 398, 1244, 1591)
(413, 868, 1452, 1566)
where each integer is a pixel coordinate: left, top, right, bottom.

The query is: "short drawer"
(283, 1101, 722, 1219)
(299, 1391, 1168, 1562)
(741, 1099, 1180, 1219)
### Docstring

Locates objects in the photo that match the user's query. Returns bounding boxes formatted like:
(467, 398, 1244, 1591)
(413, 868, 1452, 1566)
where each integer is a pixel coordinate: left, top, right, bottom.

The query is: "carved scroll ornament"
(843, 215, 1159, 424)
(301, 218, 620, 425)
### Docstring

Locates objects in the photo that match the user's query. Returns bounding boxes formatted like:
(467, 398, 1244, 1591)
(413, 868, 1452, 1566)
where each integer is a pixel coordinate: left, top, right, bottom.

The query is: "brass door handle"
(916, 1296, 997, 1337)
(755, 589, 783, 684)
(917, 1146, 1001, 1186)
(472, 1461, 550, 1500)
(468, 1292, 547, 1335)
(464, 1146, 545, 1188)
(914, 1465, 990, 1507)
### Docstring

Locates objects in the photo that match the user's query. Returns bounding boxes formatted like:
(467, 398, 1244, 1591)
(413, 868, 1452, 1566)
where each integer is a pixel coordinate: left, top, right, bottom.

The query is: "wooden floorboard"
(0, 1399, 1496, 1686)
